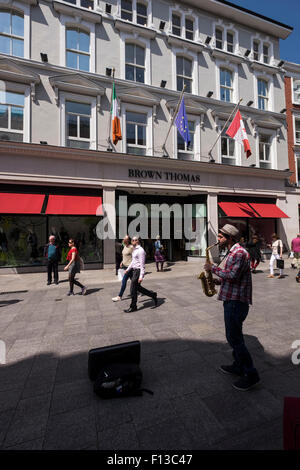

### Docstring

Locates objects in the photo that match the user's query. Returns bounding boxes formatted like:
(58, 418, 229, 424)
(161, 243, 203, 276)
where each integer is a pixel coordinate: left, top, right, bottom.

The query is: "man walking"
(204, 224, 260, 391)
(44, 235, 60, 285)
(123, 236, 158, 313)
(291, 233, 300, 271)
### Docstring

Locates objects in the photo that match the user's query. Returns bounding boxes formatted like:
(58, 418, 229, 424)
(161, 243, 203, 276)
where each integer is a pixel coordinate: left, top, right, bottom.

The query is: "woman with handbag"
(64, 238, 87, 295)
(246, 235, 262, 273)
(154, 235, 165, 272)
(267, 233, 284, 279)
(112, 235, 133, 302)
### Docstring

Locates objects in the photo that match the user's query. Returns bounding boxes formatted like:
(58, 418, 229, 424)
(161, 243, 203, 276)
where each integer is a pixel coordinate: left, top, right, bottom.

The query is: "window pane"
(265, 145, 270, 160)
(67, 139, 90, 149)
(137, 15, 147, 26)
(125, 44, 134, 64)
(136, 66, 144, 83)
(66, 101, 90, 115)
(184, 58, 192, 78)
(176, 56, 183, 75)
(79, 54, 89, 71)
(136, 46, 144, 66)
(122, 0, 132, 11)
(66, 29, 78, 50)
(81, 0, 93, 8)
(184, 79, 191, 94)
(137, 125, 146, 145)
(221, 137, 227, 155)
(11, 106, 23, 130)
(80, 116, 90, 138)
(0, 131, 22, 142)
(172, 14, 180, 27)
(121, 10, 132, 20)
(220, 69, 225, 86)
(229, 139, 235, 156)
(12, 38, 23, 57)
(216, 29, 222, 40)
(66, 51, 78, 69)
(0, 105, 8, 128)
(79, 31, 89, 53)
(126, 112, 147, 124)
(125, 64, 134, 81)
(137, 3, 147, 16)
(177, 76, 183, 92)
(0, 11, 10, 35)
(220, 87, 226, 101)
(177, 132, 185, 150)
(0, 35, 11, 54)
(126, 123, 135, 144)
(186, 19, 193, 31)
(12, 13, 24, 37)
(67, 114, 77, 137)
(5, 92, 24, 106)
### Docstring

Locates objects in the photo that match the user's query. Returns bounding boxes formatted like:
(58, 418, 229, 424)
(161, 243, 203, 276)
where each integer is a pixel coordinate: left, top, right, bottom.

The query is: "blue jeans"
(223, 300, 258, 377)
(118, 269, 132, 298)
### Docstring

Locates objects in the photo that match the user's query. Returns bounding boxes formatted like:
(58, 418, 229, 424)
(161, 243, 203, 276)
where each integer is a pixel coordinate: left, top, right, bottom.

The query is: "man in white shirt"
(124, 236, 158, 313)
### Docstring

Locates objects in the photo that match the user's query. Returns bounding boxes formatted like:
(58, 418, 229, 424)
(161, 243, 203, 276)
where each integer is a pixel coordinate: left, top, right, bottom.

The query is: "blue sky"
(228, 0, 299, 63)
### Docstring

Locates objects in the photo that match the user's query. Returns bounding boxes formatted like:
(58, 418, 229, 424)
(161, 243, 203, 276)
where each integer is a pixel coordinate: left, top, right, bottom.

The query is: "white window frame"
(0, 81, 30, 143)
(257, 77, 269, 111)
(293, 115, 300, 145)
(168, 5, 199, 42)
(121, 102, 153, 156)
(219, 67, 233, 103)
(253, 71, 273, 112)
(0, 3, 30, 59)
(60, 92, 97, 150)
(65, 26, 91, 72)
(125, 41, 146, 84)
(172, 48, 198, 95)
(118, 0, 152, 27)
(120, 32, 150, 84)
(295, 153, 300, 187)
(251, 35, 274, 65)
(256, 129, 277, 169)
(185, 16, 194, 41)
(59, 14, 95, 73)
(216, 119, 241, 166)
(173, 114, 200, 161)
(215, 60, 238, 103)
(292, 77, 300, 105)
(213, 20, 238, 55)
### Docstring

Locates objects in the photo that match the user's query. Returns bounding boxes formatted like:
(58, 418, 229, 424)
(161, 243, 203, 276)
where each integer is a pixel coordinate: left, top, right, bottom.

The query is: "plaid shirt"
(211, 243, 252, 304)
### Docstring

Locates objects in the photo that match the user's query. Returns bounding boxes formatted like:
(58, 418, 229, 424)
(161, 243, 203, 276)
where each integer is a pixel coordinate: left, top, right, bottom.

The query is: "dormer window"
(185, 18, 193, 41)
(121, 0, 133, 21)
(172, 13, 181, 36)
(137, 2, 147, 26)
(215, 28, 223, 49)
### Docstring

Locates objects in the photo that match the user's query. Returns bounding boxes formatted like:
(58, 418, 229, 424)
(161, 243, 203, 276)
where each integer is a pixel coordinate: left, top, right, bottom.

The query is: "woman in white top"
(267, 233, 284, 279)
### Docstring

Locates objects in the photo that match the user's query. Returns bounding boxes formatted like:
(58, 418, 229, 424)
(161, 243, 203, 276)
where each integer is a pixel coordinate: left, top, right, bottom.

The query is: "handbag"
(276, 259, 284, 269)
(118, 268, 125, 281)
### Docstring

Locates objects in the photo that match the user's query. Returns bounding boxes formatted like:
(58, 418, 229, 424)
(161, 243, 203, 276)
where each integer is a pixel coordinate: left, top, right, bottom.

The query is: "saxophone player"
(204, 224, 260, 391)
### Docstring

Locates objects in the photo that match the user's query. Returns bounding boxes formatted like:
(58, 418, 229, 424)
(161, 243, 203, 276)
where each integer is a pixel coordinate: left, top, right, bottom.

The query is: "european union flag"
(174, 98, 190, 146)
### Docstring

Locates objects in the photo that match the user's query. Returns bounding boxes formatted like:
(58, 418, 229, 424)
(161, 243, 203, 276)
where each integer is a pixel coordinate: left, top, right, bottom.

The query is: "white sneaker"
(112, 296, 121, 302)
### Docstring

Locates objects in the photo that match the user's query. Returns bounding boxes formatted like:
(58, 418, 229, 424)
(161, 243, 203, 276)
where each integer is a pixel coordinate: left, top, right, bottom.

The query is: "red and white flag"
(226, 110, 251, 158)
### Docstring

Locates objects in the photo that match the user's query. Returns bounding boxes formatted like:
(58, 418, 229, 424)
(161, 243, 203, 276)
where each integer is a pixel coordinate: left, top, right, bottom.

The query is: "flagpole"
(162, 84, 186, 156)
(208, 98, 243, 161)
(107, 68, 115, 152)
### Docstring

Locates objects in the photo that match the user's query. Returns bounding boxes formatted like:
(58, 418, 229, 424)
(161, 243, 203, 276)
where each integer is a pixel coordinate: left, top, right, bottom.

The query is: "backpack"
(93, 362, 152, 399)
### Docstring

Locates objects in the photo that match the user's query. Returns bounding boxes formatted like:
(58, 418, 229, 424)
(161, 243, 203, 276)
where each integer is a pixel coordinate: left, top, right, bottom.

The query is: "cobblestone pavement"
(0, 260, 299, 450)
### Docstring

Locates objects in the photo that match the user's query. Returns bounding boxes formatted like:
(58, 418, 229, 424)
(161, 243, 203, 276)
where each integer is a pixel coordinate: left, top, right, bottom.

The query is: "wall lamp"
(40, 53, 48, 63)
(106, 67, 112, 77)
(278, 60, 285, 67)
(207, 91, 213, 98)
(160, 80, 167, 88)
(159, 21, 165, 31)
(247, 100, 254, 106)
(280, 108, 286, 113)
(244, 49, 251, 57)
(250, 163, 256, 167)
(105, 3, 112, 14)
(205, 35, 211, 45)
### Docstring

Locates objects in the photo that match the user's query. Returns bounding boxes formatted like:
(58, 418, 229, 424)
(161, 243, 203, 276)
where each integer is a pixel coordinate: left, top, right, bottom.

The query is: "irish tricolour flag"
(111, 82, 122, 145)
(226, 110, 251, 158)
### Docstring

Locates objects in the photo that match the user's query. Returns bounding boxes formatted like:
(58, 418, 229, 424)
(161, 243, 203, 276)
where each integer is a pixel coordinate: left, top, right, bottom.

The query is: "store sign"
(128, 168, 200, 183)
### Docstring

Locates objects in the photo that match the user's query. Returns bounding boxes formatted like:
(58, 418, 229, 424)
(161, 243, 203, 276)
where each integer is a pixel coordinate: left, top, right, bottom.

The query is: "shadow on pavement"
(0, 291, 28, 296)
(0, 334, 299, 450)
(0, 299, 23, 307)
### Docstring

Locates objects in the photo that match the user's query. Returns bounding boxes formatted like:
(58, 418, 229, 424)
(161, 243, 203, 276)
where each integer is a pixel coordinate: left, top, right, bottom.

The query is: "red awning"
(45, 195, 103, 215)
(0, 193, 45, 214)
(249, 203, 289, 218)
(218, 202, 259, 218)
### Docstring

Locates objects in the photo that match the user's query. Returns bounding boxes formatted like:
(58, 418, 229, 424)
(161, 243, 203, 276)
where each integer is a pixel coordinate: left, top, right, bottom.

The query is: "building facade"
(0, 0, 297, 271)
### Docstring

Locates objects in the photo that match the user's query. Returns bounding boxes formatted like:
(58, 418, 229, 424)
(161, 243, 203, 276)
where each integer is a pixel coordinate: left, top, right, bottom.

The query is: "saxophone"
(198, 242, 219, 297)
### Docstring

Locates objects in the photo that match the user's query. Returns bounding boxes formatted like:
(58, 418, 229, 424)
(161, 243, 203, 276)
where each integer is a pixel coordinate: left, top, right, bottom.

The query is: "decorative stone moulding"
(114, 19, 156, 40)
(52, 0, 102, 24)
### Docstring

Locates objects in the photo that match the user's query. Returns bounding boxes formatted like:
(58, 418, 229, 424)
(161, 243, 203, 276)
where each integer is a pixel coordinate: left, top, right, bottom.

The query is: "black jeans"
(223, 300, 258, 377)
(69, 271, 84, 293)
(130, 268, 155, 309)
(47, 259, 58, 283)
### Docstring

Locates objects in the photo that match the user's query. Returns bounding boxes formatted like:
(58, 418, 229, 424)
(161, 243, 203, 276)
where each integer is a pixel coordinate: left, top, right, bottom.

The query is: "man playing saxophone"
(204, 224, 260, 391)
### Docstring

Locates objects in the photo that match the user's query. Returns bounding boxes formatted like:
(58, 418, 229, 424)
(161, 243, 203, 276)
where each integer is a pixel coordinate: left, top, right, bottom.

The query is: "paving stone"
(137, 419, 194, 450)
(50, 379, 93, 415)
(97, 423, 139, 450)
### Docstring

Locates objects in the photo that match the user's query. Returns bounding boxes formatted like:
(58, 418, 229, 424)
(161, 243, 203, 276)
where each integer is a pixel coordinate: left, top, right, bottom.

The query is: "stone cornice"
(52, 0, 102, 24)
(211, 49, 243, 65)
(167, 35, 204, 54)
(114, 19, 156, 40)
(0, 141, 290, 181)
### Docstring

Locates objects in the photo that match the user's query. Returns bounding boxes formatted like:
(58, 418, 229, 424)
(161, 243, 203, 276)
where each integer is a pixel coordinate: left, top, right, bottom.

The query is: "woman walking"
(154, 235, 165, 272)
(267, 233, 284, 279)
(64, 238, 87, 295)
(112, 235, 133, 302)
(247, 235, 261, 273)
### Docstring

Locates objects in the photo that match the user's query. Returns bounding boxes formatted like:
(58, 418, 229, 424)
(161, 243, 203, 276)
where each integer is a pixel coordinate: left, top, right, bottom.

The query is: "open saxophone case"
(88, 341, 153, 398)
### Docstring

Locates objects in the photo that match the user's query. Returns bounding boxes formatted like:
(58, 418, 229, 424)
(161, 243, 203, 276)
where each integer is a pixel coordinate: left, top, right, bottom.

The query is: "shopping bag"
(276, 259, 284, 269)
(118, 268, 125, 281)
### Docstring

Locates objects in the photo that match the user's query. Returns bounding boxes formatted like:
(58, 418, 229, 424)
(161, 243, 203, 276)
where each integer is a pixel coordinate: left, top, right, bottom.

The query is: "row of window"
(0, 89, 276, 169)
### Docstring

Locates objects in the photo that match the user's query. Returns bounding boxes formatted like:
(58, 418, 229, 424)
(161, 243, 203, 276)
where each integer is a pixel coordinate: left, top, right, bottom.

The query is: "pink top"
(291, 237, 300, 253)
(127, 245, 146, 280)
